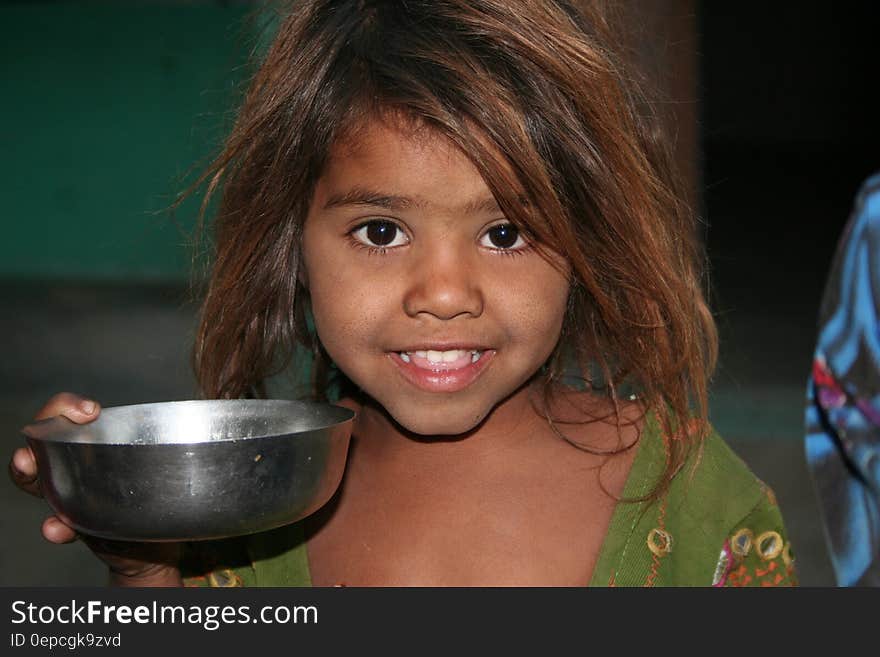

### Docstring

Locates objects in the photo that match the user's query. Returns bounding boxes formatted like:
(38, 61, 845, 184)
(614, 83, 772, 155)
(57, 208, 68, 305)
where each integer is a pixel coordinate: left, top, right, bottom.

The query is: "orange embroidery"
(644, 437, 672, 588)
(756, 561, 778, 578)
(183, 575, 208, 587)
(727, 565, 752, 587)
(724, 532, 796, 587)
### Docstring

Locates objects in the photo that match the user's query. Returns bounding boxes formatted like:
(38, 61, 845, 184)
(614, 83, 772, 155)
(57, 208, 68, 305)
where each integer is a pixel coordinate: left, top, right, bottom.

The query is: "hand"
(10, 392, 183, 587)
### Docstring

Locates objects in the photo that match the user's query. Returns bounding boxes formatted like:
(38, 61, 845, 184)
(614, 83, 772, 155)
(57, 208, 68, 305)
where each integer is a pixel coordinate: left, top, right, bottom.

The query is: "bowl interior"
(24, 399, 355, 446)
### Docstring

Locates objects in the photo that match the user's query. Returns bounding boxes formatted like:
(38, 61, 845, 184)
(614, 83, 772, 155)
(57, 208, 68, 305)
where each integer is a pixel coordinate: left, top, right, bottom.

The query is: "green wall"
(1, 2, 256, 281)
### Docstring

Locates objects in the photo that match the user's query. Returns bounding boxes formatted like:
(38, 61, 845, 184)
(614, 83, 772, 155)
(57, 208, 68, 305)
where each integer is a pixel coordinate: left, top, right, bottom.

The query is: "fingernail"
(79, 400, 96, 414)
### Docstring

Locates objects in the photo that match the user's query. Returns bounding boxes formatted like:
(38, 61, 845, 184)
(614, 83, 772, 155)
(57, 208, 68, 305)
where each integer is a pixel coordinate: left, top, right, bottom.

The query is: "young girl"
(10, 0, 796, 587)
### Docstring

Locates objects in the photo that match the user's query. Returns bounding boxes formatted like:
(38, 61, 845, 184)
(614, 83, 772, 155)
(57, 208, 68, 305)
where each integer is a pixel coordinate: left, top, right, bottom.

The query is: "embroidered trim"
(730, 528, 754, 557)
(782, 542, 794, 567)
(727, 564, 752, 586)
(647, 528, 673, 557)
(722, 533, 796, 587)
(644, 494, 670, 587)
(643, 426, 675, 587)
(207, 569, 243, 588)
(755, 531, 783, 561)
(712, 540, 734, 586)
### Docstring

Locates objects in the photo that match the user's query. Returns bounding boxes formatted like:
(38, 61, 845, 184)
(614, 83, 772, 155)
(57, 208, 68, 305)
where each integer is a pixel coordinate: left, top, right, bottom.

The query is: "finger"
(41, 516, 78, 544)
(33, 392, 101, 423)
(8, 447, 41, 497)
(11, 446, 36, 478)
(335, 396, 361, 414)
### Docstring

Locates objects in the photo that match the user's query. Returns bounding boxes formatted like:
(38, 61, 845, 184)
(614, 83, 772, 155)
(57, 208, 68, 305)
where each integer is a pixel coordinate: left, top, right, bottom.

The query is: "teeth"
(442, 350, 462, 363)
(429, 349, 468, 363)
(401, 349, 484, 364)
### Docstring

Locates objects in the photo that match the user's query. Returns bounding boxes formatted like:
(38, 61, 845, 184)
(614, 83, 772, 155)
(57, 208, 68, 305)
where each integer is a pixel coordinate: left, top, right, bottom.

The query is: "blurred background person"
(806, 173, 880, 587)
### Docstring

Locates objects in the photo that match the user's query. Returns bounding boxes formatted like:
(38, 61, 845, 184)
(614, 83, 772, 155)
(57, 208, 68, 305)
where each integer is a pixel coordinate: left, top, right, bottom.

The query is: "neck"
(349, 382, 547, 466)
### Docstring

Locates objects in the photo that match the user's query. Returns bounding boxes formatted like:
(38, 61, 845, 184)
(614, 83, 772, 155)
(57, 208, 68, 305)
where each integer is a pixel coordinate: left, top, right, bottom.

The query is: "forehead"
(316, 117, 497, 211)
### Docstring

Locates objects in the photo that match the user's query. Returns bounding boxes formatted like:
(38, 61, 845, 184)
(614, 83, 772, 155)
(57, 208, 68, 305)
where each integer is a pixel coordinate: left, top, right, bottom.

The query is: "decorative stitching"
(782, 542, 794, 567)
(611, 470, 655, 585)
(182, 574, 208, 587)
(727, 564, 752, 586)
(642, 425, 674, 587)
(644, 495, 669, 587)
(755, 531, 783, 561)
(730, 528, 754, 557)
(646, 527, 673, 557)
(712, 540, 734, 587)
(207, 569, 243, 588)
(755, 561, 777, 578)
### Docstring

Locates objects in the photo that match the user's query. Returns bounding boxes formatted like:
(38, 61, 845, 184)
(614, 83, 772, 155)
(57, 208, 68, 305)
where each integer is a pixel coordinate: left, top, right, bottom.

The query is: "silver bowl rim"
(22, 398, 356, 446)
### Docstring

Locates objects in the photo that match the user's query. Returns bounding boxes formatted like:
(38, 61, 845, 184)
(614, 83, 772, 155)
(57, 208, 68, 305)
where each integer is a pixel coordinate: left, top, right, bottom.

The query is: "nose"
(402, 247, 484, 320)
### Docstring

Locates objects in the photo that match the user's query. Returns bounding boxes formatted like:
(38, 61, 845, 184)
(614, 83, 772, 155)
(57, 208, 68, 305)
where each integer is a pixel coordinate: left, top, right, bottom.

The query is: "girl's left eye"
(480, 223, 526, 250)
(350, 220, 410, 249)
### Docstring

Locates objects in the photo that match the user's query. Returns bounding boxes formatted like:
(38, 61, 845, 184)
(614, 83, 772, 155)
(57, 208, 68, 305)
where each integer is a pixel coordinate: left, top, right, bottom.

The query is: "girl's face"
(302, 119, 570, 436)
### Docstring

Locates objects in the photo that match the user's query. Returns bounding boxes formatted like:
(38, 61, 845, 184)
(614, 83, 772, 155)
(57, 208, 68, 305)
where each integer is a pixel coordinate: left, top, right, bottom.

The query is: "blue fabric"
(805, 173, 880, 586)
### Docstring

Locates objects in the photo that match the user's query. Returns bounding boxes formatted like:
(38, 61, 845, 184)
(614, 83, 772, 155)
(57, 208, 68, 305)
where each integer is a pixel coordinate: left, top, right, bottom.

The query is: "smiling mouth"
(397, 349, 484, 370)
(389, 348, 495, 393)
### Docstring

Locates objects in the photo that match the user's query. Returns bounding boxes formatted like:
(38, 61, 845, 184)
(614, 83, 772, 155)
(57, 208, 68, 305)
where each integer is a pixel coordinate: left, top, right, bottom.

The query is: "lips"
(389, 347, 495, 393)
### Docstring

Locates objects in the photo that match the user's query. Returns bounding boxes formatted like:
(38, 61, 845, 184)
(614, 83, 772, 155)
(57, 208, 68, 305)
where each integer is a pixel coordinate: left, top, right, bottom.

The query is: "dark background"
(2, 1, 878, 586)
(701, 2, 879, 389)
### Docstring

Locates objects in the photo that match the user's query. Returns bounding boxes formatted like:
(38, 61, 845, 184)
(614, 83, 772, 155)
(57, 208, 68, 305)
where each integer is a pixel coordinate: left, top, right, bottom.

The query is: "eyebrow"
(323, 186, 502, 215)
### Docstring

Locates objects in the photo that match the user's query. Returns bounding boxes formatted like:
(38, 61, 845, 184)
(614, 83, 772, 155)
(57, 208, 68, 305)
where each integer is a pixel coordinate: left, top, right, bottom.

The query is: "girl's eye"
(481, 223, 525, 250)
(350, 220, 409, 249)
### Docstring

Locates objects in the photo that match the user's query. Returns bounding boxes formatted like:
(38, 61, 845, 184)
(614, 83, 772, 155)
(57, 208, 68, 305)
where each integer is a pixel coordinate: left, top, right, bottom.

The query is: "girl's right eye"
(349, 220, 410, 250)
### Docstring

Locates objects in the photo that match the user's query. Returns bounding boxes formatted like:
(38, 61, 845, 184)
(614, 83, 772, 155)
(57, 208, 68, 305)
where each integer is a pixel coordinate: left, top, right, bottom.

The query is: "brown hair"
(190, 0, 717, 500)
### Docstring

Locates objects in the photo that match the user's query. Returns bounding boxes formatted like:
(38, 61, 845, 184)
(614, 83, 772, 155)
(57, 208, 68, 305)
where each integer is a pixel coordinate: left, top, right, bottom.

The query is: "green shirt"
(182, 414, 796, 587)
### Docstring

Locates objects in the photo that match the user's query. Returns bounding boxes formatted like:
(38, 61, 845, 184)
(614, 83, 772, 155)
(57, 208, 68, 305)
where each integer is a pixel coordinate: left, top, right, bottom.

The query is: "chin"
(386, 404, 489, 438)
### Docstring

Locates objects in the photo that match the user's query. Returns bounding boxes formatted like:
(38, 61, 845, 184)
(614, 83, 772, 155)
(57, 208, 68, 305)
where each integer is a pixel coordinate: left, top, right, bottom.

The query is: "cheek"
(304, 256, 389, 361)
(308, 279, 363, 351)
(502, 267, 569, 348)
(302, 234, 351, 353)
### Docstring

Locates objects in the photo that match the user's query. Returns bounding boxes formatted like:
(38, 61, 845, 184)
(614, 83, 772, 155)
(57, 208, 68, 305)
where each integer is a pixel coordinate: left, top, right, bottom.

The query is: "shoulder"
(822, 171, 880, 293)
(624, 413, 770, 524)
(855, 171, 880, 209)
(593, 416, 797, 586)
(665, 425, 797, 586)
(670, 427, 770, 530)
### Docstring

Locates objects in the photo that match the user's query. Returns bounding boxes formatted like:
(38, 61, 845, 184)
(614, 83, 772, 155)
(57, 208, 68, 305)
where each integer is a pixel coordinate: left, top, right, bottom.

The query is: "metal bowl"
(23, 399, 355, 542)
